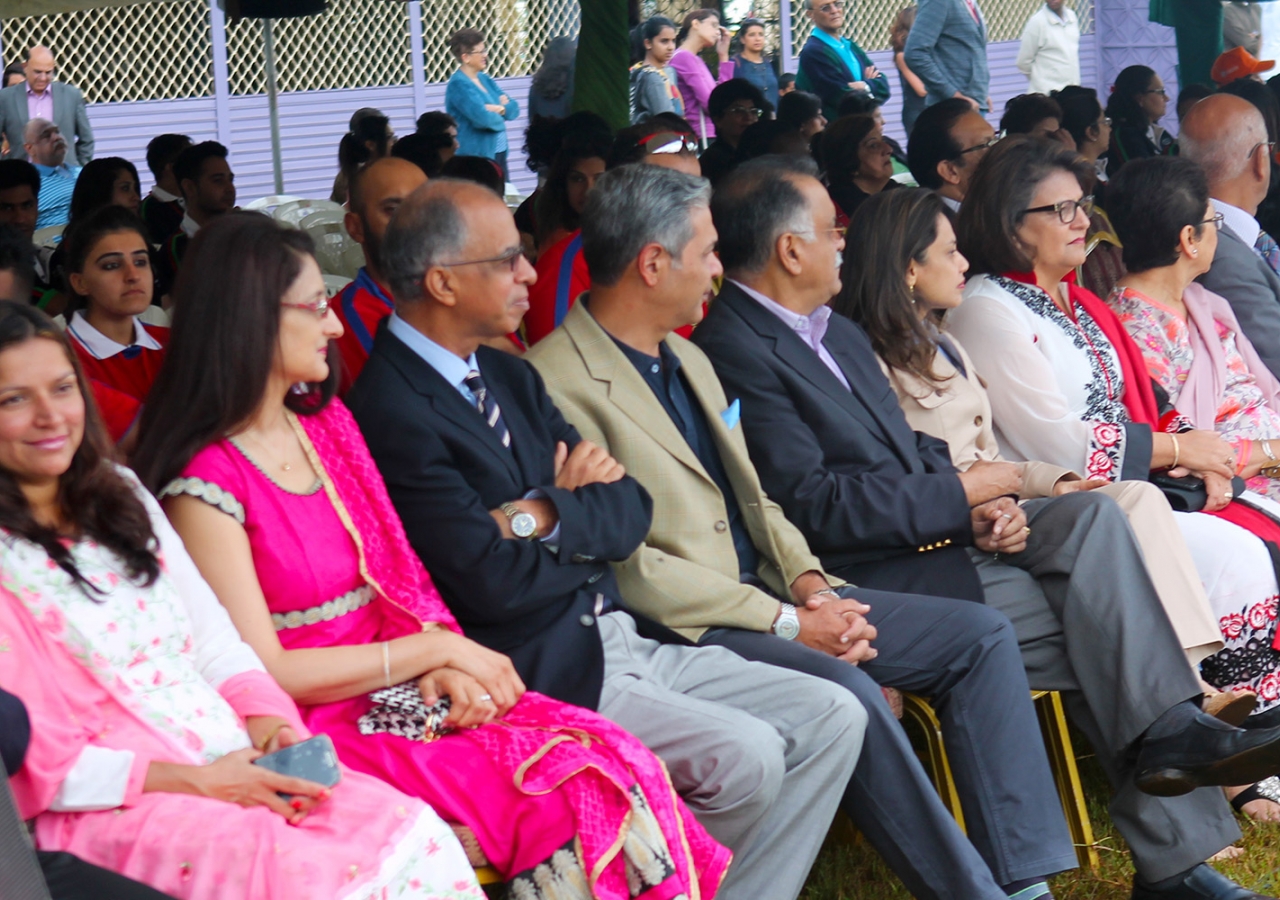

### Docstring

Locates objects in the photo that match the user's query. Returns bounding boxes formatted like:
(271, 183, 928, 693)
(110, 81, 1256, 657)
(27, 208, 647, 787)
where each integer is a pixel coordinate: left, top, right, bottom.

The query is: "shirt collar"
(67, 311, 162, 360)
(1214, 197, 1262, 246)
(151, 186, 182, 204)
(25, 83, 48, 98)
(731, 278, 834, 345)
(940, 195, 962, 213)
(386, 312, 478, 392)
(179, 212, 201, 238)
(33, 162, 73, 177)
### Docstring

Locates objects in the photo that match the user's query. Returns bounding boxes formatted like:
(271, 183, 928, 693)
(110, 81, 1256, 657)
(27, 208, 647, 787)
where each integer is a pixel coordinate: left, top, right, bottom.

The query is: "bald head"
(23, 118, 66, 167)
(23, 47, 54, 95)
(346, 157, 428, 278)
(1180, 94, 1269, 204)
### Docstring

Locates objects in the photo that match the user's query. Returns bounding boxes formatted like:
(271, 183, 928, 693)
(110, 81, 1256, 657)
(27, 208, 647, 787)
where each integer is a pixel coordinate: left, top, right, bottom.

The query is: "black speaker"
(218, 0, 328, 20)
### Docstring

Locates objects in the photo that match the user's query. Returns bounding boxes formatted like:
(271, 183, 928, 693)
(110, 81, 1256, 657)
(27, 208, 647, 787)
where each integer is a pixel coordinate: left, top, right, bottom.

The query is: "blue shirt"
(387, 312, 480, 405)
(611, 335, 760, 579)
(33, 163, 80, 230)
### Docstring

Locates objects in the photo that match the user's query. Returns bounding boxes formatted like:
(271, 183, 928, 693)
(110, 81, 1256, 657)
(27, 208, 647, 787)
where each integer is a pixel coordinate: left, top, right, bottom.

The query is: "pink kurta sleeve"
(670, 49, 735, 138)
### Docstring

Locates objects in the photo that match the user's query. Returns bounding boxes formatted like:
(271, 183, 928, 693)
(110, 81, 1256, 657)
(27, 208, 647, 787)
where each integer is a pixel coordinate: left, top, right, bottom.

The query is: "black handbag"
(1149, 473, 1247, 512)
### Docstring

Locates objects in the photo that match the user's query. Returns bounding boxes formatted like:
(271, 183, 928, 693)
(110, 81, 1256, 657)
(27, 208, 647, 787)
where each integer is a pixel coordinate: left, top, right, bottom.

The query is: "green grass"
(800, 752, 1280, 900)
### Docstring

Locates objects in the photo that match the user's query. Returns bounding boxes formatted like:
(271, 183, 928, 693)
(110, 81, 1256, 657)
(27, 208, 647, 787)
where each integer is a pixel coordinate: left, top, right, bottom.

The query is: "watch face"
(775, 612, 800, 641)
(512, 512, 538, 539)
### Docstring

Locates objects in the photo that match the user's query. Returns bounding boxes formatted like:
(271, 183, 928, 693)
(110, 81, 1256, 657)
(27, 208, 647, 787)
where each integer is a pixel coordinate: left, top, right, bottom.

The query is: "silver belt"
(271, 584, 375, 631)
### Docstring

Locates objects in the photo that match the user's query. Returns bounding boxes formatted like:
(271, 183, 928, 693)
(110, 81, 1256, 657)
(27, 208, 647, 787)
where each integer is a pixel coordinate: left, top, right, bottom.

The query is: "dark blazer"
(1, 686, 30, 776)
(1198, 221, 1280, 381)
(692, 281, 982, 601)
(346, 320, 657, 710)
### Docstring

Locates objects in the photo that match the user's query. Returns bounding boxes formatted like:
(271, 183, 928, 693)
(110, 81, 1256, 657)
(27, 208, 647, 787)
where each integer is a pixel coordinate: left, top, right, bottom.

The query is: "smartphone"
(252, 733, 342, 799)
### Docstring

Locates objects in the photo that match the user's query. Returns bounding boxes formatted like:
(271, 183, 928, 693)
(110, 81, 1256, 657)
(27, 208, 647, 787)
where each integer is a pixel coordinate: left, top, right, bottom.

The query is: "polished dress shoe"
(1135, 709, 1280, 796)
(1132, 864, 1275, 900)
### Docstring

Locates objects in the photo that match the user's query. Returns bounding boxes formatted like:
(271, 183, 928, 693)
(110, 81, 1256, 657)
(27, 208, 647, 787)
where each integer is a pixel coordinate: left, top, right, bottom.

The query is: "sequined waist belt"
(272, 584, 375, 631)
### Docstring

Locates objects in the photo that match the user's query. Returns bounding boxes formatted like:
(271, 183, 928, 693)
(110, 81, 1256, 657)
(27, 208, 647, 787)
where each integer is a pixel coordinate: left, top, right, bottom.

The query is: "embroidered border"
(159, 476, 245, 525)
(272, 584, 375, 631)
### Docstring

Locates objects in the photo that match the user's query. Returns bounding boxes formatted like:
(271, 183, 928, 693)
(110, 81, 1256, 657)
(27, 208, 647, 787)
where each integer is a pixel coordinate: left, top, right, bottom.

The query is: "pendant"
(282, 463, 292, 472)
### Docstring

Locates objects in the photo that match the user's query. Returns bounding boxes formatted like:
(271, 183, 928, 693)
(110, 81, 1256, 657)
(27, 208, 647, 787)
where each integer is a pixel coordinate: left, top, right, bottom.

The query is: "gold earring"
(909, 283, 916, 302)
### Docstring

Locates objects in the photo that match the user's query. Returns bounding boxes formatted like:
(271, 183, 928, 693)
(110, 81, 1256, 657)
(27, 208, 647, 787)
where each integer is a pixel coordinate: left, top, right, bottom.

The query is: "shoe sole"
(1205, 692, 1259, 728)
(1136, 739, 1280, 797)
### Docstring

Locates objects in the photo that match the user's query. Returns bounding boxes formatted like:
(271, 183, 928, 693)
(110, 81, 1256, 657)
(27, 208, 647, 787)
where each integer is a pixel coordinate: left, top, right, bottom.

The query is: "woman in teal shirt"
(445, 28, 520, 182)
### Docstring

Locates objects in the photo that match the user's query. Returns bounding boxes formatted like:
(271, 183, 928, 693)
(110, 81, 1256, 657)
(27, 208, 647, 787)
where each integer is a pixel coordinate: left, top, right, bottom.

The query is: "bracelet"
(814, 588, 841, 598)
(256, 723, 289, 753)
(381, 640, 391, 688)
(1265, 440, 1277, 463)
(1169, 433, 1180, 470)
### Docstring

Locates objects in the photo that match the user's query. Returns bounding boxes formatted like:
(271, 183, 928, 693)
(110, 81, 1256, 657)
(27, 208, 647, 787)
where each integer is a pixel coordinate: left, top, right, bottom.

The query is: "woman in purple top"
(670, 9, 735, 144)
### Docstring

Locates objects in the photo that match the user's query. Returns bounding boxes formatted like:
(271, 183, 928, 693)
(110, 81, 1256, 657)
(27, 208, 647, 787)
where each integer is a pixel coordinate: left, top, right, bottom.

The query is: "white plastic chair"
(298, 209, 347, 231)
(305, 219, 362, 278)
(275, 199, 343, 229)
(243, 194, 304, 213)
(322, 274, 352, 297)
(33, 224, 65, 247)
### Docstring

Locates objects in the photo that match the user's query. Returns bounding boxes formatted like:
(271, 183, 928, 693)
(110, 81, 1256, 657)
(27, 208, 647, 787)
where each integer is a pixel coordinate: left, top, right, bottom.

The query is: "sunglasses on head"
(639, 131, 699, 154)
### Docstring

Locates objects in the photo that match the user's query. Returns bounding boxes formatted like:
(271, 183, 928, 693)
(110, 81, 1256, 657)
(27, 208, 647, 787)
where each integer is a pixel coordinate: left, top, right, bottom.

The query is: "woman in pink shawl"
(131, 213, 729, 900)
(0, 301, 484, 899)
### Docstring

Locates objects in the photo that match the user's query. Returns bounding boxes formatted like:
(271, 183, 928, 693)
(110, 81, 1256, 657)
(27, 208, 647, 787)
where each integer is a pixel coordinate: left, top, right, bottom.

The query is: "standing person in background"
(330, 108, 394, 205)
(732, 18, 779, 110)
(670, 9, 736, 144)
(529, 37, 576, 121)
(798, 0, 889, 122)
(140, 134, 190, 246)
(445, 28, 519, 182)
(629, 16, 685, 124)
(904, 0, 990, 113)
(891, 7, 928, 134)
(0, 46, 93, 166)
(1105, 65, 1173, 173)
(1016, 0, 1080, 95)
(779, 72, 797, 96)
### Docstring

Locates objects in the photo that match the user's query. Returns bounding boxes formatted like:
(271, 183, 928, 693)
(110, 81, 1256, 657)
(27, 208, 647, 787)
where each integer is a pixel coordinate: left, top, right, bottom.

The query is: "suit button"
(586, 572, 602, 584)
(579, 614, 595, 627)
(973, 415, 983, 426)
(714, 520, 728, 533)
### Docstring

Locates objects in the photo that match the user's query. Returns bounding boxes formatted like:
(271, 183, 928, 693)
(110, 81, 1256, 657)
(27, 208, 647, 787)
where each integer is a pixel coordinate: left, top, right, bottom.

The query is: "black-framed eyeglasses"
(953, 133, 1002, 158)
(1020, 195, 1094, 224)
(1201, 212, 1226, 230)
(438, 247, 525, 272)
(726, 106, 763, 118)
(1141, 88, 1168, 97)
(1250, 141, 1277, 160)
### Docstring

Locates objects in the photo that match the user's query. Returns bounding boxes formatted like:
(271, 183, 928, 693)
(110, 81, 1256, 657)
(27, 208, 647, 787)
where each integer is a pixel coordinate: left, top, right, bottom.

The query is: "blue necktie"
(1256, 230, 1280, 276)
(463, 370, 511, 449)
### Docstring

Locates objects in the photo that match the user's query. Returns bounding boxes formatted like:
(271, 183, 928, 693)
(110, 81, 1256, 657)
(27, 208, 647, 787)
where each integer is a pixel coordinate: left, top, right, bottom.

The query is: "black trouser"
(38, 852, 177, 900)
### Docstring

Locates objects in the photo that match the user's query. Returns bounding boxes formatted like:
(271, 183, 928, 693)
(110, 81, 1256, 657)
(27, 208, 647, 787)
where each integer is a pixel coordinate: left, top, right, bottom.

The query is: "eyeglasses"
(1101, 116, 1112, 127)
(953, 133, 1002, 158)
(1201, 212, 1226, 229)
(1020, 195, 1094, 224)
(282, 295, 331, 318)
(726, 106, 763, 118)
(438, 246, 526, 272)
(1250, 141, 1277, 160)
(1141, 88, 1168, 97)
(813, 0, 844, 11)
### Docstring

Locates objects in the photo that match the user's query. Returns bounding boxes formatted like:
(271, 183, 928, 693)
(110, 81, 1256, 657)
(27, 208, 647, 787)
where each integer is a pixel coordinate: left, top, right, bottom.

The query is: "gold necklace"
(237, 428, 294, 472)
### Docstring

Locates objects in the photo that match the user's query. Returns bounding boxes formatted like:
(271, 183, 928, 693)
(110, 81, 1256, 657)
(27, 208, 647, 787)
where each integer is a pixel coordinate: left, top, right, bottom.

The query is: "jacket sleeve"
(446, 75, 506, 133)
(72, 86, 94, 166)
(854, 43, 891, 103)
(1198, 237, 1280, 382)
(798, 44, 854, 108)
(491, 75, 520, 121)
(904, 0, 961, 100)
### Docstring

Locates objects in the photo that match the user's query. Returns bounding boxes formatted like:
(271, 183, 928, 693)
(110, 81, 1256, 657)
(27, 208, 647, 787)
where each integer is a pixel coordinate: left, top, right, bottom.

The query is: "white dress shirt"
(1214, 196, 1264, 250)
(1016, 4, 1080, 94)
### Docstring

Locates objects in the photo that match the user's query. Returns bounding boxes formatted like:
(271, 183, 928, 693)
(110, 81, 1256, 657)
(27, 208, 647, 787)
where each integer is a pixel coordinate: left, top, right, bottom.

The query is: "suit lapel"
(563, 302, 717, 487)
(377, 327, 523, 483)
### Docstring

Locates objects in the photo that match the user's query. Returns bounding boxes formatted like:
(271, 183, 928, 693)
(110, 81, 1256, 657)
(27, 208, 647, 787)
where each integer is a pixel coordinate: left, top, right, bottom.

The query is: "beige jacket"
(882, 335, 1077, 498)
(527, 300, 838, 642)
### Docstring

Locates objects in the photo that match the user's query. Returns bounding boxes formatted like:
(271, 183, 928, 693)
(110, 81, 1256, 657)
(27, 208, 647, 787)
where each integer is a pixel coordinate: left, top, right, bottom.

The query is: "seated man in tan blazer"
(526, 162, 1079, 900)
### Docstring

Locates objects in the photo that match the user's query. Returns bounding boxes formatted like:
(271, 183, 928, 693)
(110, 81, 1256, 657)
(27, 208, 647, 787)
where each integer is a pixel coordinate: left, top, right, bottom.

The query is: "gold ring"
(1024, 526, 1031, 535)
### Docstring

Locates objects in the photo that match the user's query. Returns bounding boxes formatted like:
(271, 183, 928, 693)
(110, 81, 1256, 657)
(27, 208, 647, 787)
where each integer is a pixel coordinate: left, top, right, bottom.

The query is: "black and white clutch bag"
(357, 681, 453, 742)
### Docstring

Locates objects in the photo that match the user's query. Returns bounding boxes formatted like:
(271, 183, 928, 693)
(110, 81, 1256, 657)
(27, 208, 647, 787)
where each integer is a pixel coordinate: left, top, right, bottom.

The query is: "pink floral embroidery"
(1249, 601, 1273, 631)
(1222, 613, 1246, 640)
(38, 605, 65, 635)
(1093, 423, 1120, 446)
(1086, 449, 1115, 480)
(1259, 672, 1280, 702)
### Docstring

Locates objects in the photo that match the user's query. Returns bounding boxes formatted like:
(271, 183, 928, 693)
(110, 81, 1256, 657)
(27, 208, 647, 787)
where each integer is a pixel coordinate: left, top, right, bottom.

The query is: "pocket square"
(721, 399, 741, 430)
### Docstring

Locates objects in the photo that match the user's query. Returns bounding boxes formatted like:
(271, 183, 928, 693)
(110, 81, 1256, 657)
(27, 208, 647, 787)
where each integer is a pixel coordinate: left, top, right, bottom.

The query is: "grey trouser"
(596, 611, 866, 900)
(973, 491, 1242, 882)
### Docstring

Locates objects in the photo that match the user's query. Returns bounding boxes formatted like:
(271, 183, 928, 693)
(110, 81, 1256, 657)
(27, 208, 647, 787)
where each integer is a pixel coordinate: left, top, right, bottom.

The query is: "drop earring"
(909, 283, 916, 303)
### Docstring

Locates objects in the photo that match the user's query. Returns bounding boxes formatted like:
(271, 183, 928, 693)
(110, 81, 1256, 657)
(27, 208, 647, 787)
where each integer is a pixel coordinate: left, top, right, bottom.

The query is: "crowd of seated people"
(10, 28, 1280, 900)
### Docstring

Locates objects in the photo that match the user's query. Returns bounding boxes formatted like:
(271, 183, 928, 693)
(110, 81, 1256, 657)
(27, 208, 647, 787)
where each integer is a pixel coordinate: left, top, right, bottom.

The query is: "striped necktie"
(1256, 230, 1280, 276)
(0, 777, 52, 900)
(463, 370, 511, 449)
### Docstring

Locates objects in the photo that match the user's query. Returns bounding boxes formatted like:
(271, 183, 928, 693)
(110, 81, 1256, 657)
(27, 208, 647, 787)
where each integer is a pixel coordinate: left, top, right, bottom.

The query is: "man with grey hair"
(0, 45, 93, 165)
(346, 176, 865, 900)
(1184, 93, 1280, 380)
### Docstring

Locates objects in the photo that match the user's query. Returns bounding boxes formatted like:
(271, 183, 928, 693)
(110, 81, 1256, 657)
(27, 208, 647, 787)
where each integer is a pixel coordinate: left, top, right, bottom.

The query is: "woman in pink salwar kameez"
(132, 213, 730, 900)
(0, 301, 484, 900)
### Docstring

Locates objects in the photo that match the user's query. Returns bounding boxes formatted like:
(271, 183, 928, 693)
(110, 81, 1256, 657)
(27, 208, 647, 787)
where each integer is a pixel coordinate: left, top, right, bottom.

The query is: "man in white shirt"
(1016, 0, 1080, 94)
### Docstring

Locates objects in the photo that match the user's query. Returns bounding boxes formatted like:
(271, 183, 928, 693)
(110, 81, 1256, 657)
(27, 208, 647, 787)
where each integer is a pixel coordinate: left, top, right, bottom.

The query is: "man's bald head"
(346, 157, 428, 277)
(23, 47, 54, 95)
(1180, 94, 1269, 187)
(23, 118, 66, 167)
(381, 177, 508, 303)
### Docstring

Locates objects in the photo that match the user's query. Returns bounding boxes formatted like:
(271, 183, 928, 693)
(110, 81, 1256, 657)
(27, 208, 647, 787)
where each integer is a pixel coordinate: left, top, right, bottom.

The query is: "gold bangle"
(381, 640, 391, 688)
(256, 723, 288, 753)
(1170, 433, 1180, 470)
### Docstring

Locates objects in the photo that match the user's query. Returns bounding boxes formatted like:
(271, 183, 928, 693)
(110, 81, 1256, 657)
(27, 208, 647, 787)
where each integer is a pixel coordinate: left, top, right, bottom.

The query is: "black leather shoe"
(1135, 711, 1280, 796)
(1132, 864, 1275, 900)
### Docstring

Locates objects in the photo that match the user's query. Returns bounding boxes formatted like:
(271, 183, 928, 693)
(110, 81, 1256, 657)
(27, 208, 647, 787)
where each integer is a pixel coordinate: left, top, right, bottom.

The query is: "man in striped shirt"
(23, 118, 78, 230)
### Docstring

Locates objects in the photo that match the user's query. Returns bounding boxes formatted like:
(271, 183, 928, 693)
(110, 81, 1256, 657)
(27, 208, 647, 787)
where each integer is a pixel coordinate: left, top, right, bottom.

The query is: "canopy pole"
(780, 0, 794, 76)
(263, 17, 285, 194)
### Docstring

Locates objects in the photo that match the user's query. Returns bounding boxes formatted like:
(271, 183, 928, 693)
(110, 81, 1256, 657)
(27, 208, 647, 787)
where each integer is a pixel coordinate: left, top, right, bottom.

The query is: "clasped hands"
(788, 572, 878, 665)
(956, 460, 1034, 554)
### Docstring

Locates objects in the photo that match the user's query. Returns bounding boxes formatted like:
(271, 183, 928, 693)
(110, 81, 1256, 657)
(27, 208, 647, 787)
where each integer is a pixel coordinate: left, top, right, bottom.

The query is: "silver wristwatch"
(501, 502, 538, 540)
(772, 602, 800, 640)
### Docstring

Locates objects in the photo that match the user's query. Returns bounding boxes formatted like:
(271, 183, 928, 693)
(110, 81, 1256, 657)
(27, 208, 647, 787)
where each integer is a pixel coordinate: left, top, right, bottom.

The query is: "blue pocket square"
(721, 399, 741, 430)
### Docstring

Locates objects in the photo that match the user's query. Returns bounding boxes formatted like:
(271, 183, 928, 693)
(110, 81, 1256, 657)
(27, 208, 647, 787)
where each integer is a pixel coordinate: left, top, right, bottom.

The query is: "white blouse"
(946, 274, 1152, 482)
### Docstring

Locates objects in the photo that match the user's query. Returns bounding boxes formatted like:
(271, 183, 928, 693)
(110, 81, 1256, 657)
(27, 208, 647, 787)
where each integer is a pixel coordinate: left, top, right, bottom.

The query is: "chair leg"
(1033, 691, 1100, 872)
(900, 692, 967, 833)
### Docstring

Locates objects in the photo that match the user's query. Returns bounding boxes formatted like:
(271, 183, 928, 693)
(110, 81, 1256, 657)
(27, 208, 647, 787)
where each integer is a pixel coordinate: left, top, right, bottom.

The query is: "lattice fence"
(419, 0, 582, 83)
(0, 0, 213, 103)
(225, 0, 412, 95)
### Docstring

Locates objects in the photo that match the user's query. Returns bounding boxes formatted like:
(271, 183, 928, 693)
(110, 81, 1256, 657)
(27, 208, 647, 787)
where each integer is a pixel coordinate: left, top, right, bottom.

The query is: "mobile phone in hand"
(252, 733, 342, 799)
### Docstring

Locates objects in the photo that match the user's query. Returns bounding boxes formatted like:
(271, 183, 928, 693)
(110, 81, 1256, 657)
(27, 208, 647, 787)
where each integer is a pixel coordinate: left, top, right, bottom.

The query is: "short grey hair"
(1180, 104, 1267, 186)
(580, 165, 712, 286)
(381, 177, 472, 304)
(22, 117, 52, 145)
(711, 156, 821, 275)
